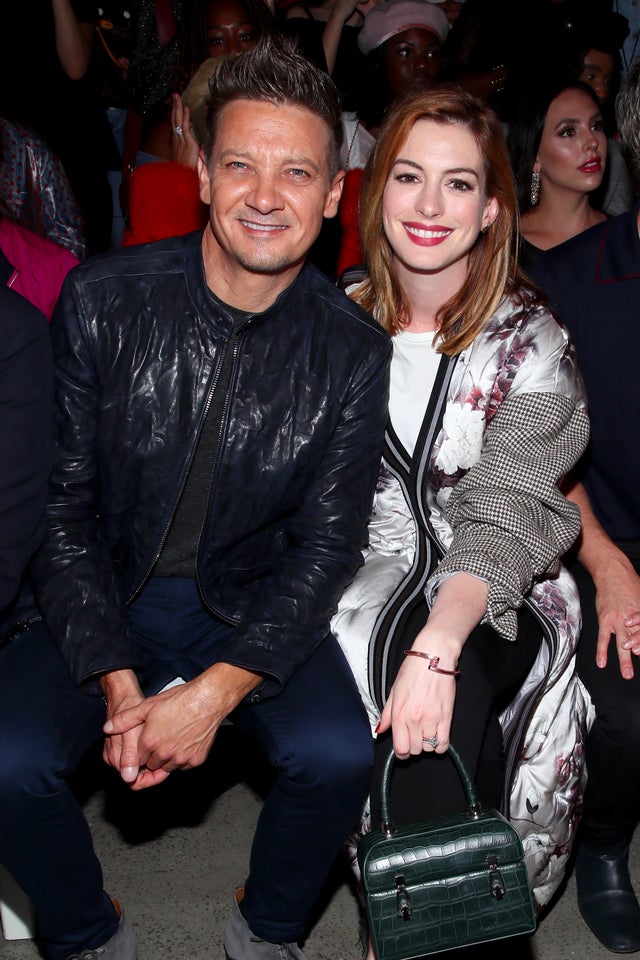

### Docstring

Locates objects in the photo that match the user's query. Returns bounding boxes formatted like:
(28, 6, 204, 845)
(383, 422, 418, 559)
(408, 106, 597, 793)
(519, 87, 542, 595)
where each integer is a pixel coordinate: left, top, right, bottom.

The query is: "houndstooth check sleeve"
(427, 390, 589, 640)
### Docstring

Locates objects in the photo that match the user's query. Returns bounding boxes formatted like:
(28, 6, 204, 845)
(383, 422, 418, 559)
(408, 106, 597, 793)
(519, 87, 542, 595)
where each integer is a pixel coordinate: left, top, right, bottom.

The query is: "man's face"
(199, 99, 344, 287)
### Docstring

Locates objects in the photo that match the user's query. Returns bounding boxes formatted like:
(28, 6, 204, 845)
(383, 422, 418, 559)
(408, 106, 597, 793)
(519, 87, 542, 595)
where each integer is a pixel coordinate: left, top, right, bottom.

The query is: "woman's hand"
(378, 652, 458, 758)
(378, 572, 488, 758)
(170, 95, 200, 169)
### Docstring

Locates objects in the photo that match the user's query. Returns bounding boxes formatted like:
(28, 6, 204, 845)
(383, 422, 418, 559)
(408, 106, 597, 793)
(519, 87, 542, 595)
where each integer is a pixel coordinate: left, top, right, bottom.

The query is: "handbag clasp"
(395, 875, 412, 920)
(487, 856, 506, 899)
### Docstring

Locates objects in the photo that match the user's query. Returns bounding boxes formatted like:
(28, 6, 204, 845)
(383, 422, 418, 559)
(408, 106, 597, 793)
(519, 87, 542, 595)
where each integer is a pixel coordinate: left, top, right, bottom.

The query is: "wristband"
(404, 649, 461, 676)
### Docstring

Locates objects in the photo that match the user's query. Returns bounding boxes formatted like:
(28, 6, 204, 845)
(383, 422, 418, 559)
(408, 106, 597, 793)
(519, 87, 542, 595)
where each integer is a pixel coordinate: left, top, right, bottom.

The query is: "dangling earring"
(530, 171, 540, 207)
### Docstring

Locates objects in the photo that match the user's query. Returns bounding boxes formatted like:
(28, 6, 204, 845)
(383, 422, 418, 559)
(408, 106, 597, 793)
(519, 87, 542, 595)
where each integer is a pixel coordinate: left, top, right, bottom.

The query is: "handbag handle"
(380, 742, 483, 837)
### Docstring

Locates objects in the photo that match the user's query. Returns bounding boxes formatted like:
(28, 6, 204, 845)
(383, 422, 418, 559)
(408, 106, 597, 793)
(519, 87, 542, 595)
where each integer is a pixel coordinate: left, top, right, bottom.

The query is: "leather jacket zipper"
(125, 331, 236, 606)
(194, 330, 242, 622)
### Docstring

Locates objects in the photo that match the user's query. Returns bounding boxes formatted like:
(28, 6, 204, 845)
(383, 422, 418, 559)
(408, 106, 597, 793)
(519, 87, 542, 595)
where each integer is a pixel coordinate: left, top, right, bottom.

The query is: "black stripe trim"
(368, 352, 459, 709)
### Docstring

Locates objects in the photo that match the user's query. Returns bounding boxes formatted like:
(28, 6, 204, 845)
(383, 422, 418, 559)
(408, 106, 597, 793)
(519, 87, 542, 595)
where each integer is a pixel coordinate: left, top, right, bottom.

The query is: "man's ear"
(198, 153, 211, 204)
(323, 170, 346, 220)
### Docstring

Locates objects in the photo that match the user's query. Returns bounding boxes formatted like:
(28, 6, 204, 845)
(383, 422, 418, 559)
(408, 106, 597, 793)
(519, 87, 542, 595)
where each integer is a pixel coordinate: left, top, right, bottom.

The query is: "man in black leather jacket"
(0, 37, 391, 960)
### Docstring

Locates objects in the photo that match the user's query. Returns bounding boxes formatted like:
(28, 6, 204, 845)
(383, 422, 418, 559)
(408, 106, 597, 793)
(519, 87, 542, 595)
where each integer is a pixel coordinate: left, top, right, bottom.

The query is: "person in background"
(0, 37, 391, 960)
(612, 0, 637, 80)
(528, 54, 640, 956)
(441, 0, 617, 122)
(570, 14, 636, 215)
(355, 0, 449, 135)
(0, 0, 119, 255)
(121, 0, 280, 244)
(121, 63, 215, 245)
(0, 118, 86, 260)
(137, 0, 279, 163)
(507, 79, 608, 271)
(332, 85, 591, 932)
(280, 0, 373, 114)
(0, 198, 79, 321)
(0, 286, 53, 613)
(126, 0, 184, 121)
(91, 1, 136, 248)
(336, 0, 449, 277)
(579, 42, 618, 113)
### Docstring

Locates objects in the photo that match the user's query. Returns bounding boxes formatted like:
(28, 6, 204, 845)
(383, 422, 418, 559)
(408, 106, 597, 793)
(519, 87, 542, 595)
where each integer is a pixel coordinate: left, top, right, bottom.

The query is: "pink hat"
(358, 0, 450, 56)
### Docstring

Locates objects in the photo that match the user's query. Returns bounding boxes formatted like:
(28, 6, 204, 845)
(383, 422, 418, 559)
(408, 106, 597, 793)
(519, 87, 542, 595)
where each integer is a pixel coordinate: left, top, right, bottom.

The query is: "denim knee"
(0, 626, 105, 809)
(285, 709, 374, 796)
(0, 721, 64, 805)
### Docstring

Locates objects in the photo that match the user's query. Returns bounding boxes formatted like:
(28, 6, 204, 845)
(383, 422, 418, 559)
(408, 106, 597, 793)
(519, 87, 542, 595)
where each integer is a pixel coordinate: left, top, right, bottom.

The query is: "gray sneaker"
(66, 903, 138, 960)
(224, 889, 307, 960)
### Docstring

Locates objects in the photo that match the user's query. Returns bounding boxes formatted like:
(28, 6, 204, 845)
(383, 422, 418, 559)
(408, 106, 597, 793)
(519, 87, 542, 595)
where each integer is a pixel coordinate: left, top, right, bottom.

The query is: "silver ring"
(422, 735, 439, 748)
(173, 125, 183, 136)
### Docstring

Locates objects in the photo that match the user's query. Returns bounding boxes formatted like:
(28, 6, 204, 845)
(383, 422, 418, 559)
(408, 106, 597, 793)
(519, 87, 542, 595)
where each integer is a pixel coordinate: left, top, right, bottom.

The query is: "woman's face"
(382, 119, 498, 287)
(382, 28, 442, 98)
(206, 0, 257, 59)
(535, 88, 607, 197)
(579, 49, 616, 104)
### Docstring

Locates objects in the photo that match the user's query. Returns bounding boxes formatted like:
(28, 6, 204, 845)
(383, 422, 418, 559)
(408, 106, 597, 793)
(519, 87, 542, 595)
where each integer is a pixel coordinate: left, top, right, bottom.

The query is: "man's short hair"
(204, 36, 344, 178)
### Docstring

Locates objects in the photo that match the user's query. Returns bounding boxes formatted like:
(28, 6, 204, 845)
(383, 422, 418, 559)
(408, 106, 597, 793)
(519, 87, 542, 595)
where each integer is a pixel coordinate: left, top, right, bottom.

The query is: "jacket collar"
(183, 229, 306, 332)
(596, 201, 640, 285)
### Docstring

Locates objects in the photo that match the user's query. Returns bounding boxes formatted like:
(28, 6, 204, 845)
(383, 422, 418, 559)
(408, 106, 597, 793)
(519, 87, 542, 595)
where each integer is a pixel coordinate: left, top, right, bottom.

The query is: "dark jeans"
(371, 602, 542, 827)
(0, 578, 374, 959)
(572, 551, 640, 852)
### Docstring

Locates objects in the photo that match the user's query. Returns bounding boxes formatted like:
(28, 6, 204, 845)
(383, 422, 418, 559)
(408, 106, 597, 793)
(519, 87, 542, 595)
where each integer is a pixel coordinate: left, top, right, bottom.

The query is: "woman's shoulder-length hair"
(352, 83, 533, 355)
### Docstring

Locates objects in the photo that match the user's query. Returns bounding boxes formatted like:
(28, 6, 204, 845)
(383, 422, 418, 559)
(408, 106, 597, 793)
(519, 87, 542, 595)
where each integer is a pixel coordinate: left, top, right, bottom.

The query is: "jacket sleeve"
(221, 334, 392, 696)
(0, 289, 53, 612)
(426, 309, 589, 640)
(30, 275, 138, 685)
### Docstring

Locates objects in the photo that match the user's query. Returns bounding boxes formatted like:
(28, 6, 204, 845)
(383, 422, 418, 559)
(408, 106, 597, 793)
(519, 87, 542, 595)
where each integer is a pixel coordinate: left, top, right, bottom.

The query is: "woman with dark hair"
(138, 0, 280, 162)
(180, 0, 277, 76)
(507, 80, 608, 270)
(123, 0, 281, 244)
(353, 0, 449, 135)
(336, 0, 449, 277)
(332, 85, 591, 928)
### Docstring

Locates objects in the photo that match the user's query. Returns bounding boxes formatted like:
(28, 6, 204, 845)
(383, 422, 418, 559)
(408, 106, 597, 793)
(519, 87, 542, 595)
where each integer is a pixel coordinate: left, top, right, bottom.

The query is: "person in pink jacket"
(0, 211, 79, 321)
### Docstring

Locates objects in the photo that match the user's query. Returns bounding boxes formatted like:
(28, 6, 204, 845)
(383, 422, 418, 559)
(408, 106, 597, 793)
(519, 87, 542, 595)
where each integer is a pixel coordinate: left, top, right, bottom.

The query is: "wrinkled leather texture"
(359, 748, 535, 959)
(28, 231, 391, 690)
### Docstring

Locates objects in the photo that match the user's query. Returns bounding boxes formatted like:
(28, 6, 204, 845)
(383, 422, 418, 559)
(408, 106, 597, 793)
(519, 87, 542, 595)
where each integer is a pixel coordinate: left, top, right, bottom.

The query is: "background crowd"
(1, 0, 637, 275)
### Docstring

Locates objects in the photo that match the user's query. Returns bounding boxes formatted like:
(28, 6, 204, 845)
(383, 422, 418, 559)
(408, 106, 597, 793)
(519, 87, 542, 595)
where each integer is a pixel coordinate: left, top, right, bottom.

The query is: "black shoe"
(576, 842, 640, 953)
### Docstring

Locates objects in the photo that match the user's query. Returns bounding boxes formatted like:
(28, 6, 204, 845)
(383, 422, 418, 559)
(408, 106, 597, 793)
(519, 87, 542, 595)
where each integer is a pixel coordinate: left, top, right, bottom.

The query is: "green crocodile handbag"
(358, 743, 536, 960)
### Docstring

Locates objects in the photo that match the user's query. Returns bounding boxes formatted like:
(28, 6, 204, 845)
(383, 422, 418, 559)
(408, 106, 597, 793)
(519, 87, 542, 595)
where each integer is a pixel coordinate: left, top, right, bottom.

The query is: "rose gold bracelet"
(403, 650, 461, 676)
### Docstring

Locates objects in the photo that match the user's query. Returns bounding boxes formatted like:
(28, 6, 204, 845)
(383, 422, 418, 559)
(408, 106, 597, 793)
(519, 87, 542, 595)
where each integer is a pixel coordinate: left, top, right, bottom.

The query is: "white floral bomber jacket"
(332, 291, 593, 911)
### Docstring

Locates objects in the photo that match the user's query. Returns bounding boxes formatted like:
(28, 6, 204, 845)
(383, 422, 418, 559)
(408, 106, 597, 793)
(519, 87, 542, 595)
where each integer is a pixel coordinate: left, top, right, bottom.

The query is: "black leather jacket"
(30, 231, 391, 696)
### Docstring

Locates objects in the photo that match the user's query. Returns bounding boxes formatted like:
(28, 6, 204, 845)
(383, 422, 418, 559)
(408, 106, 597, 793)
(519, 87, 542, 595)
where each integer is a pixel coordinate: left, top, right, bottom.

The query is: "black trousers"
(572, 547, 640, 852)
(371, 601, 542, 827)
